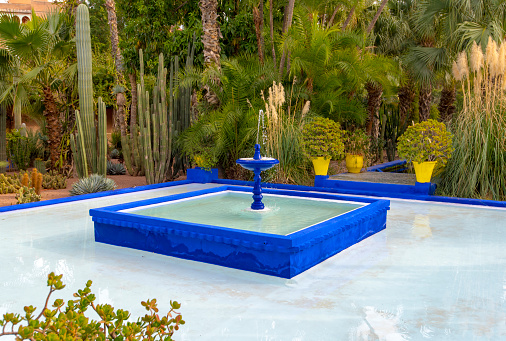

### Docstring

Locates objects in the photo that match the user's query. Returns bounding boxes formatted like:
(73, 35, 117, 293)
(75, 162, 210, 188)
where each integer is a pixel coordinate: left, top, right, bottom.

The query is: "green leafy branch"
(0, 272, 184, 341)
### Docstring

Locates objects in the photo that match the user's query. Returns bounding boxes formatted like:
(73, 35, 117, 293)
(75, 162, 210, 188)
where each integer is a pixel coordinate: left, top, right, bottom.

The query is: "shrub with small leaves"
(302, 117, 344, 159)
(70, 174, 117, 196)
(0, 272, 184, 340)
(107, 161, 126, 175)
(344, 129, 370, 156)
(15, 186, 41, 204)
(397, 119, 453, 164)
(42, 170, 67, 190)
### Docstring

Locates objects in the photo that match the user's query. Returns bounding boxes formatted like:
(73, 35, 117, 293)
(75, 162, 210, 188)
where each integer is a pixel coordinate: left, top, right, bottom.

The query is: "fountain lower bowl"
(90, 185, 389, 278)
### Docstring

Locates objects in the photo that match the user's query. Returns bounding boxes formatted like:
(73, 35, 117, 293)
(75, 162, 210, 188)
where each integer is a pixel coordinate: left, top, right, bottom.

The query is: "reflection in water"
(411, 214, 432, 238)
(352, 305, 409, 340)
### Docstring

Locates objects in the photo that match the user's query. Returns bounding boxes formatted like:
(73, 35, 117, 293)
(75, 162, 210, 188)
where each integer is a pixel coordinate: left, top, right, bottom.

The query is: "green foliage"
(42, 170, 67, 190)
(118, 0, 202, 72)
(344, 129, 370, 156)
(15, 186, 41, 204)
(192, 150, 218, 172)
(107, 161, 126, 175)
(302, 117, 344, 159)
(379, 103, 408, 162)
(0, 272, 184, 340)
(6, 129, 41, 170)
(69, 174, 116, 196)
(397, 119, 453, 164)
(88, 0, 110, 53)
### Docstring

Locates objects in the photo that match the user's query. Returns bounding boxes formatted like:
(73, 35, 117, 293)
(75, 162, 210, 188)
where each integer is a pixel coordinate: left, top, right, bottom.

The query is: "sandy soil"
(0, 173, 149, 207)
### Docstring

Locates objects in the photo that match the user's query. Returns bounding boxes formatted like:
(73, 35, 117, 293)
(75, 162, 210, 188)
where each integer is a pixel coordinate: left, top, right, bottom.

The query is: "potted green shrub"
(397, 119, 453, 183)
(344, 129, 370, 173)
(302, 117, 344, 175)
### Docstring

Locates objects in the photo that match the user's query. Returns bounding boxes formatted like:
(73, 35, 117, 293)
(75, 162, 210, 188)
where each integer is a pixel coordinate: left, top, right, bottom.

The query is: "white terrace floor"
(1, 183, 505, 340)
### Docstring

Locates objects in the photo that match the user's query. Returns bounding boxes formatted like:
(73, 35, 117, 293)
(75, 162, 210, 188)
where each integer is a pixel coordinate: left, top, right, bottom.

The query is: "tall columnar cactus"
(122, 35, 195, 182)
(70, 3, 107, 178)
(70, 98, 107, 178)
(0, 105, 6, 173)
(75, 4, 97, 173)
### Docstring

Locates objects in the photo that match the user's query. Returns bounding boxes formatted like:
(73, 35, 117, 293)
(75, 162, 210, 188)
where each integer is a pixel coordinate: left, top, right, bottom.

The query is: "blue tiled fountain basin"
(90, 185, 390, 278)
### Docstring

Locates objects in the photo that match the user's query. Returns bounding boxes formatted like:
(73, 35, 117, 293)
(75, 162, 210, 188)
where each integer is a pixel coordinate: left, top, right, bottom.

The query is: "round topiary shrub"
(302, 117, 344, 159)
(397, 119, 453, 164)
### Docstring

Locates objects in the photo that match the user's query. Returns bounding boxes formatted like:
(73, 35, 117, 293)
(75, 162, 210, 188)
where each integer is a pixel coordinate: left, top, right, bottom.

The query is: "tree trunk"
(269, 0, 276, 66)
(42, 87, 61, 169)
(327, 5, 340, 28)
(105, 0, 124, 83)
(0, 106, 6, 173)
(253, 2, 265, 65)
(418, 84, 432, 122)
(200, 0, 221, 106)
(438, 84, 456, 123)
(342, 5, 355, 30)
(366, 82, 383, 138)
(366, 0, 389, 35)
(278, 0, 295, 76)
(398, 83, 415, 127)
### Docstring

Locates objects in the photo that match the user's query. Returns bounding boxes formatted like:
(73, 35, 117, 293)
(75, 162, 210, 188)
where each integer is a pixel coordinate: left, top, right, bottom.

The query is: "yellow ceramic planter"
(413, 161, 437, 183)
(311, 157, 331, 176)
(345, 154, 364, 173)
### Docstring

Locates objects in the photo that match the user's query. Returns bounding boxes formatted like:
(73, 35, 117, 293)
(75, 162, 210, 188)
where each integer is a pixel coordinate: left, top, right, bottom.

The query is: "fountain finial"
(253, 144, 261, 160)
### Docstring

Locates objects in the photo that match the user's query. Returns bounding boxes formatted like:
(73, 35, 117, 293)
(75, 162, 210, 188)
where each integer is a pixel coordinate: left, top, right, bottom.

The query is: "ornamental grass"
(260, 81, 312, 185)
(439, 38, 506, 200)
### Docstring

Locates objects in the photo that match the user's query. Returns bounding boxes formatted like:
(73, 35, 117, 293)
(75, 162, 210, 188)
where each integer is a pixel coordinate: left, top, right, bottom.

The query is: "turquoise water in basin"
(123, 191, 363, 235)
(1, 183, 505, 340)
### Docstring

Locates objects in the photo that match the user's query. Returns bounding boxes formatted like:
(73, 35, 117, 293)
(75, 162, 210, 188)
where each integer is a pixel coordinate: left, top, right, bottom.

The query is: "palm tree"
(0, 12, 75, 168)
(282, 10, 396, 126)
(200, 0, 221, 107)
(413, 0, 506, 122)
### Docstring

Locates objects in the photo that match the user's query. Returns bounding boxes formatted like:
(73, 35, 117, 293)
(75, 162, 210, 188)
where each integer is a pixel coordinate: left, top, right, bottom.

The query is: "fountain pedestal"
(236, 144, 279, 210)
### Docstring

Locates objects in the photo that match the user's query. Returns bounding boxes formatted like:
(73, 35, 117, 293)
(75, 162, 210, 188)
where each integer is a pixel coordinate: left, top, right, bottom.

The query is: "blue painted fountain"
(236, 144, 279, 210)
(90, 111, 389, 278)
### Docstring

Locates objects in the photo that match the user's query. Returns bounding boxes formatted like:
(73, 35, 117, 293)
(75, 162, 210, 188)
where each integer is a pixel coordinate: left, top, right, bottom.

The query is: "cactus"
(21, 172, 29, 187)
(121, 35, 196, 183)
(15, 186, 41, 204)
(71, 3, 107, 178)
(42, 170, 67, 190)
(0, 173, 20, 193)
(0, 105, 6, 174)
(76, 3, 96, 172)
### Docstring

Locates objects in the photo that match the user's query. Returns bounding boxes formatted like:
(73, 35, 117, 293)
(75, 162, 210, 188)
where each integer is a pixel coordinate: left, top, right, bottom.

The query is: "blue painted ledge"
(186, 167, 219, 183)
(1, 166, 505, 213)
(367, 159, 407, 172)
(314, 175, 437, 196)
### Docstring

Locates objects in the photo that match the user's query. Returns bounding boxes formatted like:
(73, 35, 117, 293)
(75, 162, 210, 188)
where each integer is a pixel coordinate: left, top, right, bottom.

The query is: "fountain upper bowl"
(236, 157, 279, 172)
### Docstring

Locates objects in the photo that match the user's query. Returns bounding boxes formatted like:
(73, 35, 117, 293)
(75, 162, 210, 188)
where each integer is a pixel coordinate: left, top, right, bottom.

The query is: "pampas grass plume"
(470, 41, 483, 73)
(457, 52, 469, 79)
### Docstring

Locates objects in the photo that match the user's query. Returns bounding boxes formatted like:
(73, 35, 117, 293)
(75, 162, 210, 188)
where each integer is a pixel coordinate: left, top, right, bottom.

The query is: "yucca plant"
(439, 38, 506, 200)
(69, 174, 116, 196)
(107, 161, 126, 175)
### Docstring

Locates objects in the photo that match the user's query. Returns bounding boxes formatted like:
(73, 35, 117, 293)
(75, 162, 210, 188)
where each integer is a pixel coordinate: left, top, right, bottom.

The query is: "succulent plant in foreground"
(70, 174, 117, 196)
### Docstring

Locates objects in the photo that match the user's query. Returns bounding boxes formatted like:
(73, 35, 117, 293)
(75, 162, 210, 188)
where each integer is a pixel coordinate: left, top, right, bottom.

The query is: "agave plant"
(107, 161, 126, 175)
(69, 174, 116, 196)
